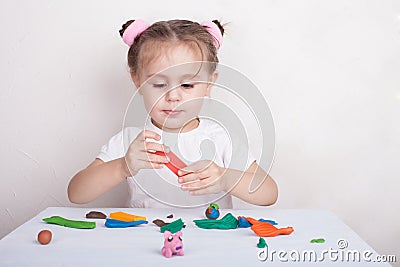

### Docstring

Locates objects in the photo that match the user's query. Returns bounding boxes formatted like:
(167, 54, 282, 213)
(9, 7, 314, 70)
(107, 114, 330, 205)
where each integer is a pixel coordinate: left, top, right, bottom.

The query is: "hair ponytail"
(211, 20, 225, 36)
(119, 20, 135, 37)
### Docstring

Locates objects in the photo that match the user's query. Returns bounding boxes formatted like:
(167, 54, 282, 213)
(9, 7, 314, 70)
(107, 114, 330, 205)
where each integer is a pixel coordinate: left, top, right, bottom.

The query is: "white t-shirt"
(97, 118, 256, 208)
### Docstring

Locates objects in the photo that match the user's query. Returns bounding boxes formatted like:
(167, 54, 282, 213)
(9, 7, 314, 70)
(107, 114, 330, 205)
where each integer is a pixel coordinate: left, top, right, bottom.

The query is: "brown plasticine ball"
(37, 230, 52, 245)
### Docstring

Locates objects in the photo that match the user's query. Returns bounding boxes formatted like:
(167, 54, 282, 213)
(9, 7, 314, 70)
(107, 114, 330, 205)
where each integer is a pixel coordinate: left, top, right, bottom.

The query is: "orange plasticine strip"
(245, 217, 294, 237)
(110, 212, 146, 222)
(245, 217, 261, 225)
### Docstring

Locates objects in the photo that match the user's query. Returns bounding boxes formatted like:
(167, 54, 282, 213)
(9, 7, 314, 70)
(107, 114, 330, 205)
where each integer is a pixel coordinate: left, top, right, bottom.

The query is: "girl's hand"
(177, 160, 226, 195)
(124, 130, 170, 176)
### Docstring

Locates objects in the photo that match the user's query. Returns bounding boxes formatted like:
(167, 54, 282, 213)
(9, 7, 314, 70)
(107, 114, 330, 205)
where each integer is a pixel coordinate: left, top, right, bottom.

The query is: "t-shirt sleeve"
(96, 130, 125, 163)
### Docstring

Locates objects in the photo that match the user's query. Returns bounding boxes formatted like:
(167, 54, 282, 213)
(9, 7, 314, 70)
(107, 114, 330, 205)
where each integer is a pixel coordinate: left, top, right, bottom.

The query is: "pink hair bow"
(201, 21, 223, 49)
(122, 20, 150, 46)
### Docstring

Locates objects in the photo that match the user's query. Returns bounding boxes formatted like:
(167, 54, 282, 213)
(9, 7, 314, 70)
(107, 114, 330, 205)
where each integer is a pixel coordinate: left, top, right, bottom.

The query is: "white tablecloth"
(0, 207, 390, 266)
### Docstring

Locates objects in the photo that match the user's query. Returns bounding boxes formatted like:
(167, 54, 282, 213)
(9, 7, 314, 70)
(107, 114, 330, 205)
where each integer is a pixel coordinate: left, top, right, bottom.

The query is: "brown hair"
(119, 19, 225, 79)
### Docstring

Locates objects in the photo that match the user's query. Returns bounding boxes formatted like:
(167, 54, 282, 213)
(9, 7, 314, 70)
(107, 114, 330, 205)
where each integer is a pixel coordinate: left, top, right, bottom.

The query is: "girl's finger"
(178, 171, 208, 183)
(144, 142, 170, 153)
(181, 179, 213, 191)
(144, 153, 169, 164)
(177, 168, 194, 176)
(178, 173, 200, 183)
(138, 130, 161, 141)
(178, 160, 213, 176)
(135, 152, 167, 164)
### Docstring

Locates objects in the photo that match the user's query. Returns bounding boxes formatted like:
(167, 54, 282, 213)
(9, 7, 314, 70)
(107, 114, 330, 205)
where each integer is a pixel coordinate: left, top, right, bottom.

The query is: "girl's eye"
(153, 83, 167, 88)
(181, 83, 195, 89)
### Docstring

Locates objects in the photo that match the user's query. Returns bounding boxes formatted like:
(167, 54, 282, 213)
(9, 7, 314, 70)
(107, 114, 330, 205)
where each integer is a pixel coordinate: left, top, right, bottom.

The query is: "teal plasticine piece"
(160, 218, 184, 234)
(193, 213, 238, 229)
(43, 216, 96, 229)
(257, 237, 267, 248)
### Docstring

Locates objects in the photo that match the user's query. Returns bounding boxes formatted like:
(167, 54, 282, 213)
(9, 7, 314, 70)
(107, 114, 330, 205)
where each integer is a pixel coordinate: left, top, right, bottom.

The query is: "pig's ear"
(164, 231, 171, 238)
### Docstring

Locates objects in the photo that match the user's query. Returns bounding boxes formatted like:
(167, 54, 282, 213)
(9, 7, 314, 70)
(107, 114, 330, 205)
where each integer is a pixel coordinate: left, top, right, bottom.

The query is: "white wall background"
(1, 0, 399, 263)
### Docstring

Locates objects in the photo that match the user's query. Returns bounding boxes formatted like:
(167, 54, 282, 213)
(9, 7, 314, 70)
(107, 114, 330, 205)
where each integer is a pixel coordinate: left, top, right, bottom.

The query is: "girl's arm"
(223, 161, 278, 206)
(178, 161, 278, 206)
(68, 130, 170, 204)
(67, 158, 130, 204)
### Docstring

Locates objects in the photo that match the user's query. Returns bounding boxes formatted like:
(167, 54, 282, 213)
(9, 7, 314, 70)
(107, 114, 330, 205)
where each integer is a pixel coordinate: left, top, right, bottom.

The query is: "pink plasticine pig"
(162, 231, 184, 258)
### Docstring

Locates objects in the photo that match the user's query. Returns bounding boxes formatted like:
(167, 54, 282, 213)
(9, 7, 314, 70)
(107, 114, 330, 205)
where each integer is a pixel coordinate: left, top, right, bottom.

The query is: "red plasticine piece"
(245, 217, 294, 237)
(154, 151, 187, 176)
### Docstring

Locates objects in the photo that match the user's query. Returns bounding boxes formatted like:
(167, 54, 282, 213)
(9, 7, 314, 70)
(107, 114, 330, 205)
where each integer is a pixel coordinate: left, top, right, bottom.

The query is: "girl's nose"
(166, 88, 181, 102)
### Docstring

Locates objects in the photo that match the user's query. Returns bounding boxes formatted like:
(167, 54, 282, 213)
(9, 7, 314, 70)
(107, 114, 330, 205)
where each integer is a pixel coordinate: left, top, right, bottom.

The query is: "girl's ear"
(205, 70, 218, 96)
(130, 72, 141, 89)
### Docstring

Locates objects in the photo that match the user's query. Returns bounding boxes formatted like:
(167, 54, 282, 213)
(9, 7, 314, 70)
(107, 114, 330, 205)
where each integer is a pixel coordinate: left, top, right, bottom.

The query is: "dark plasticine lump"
(86, 211, 107, 219)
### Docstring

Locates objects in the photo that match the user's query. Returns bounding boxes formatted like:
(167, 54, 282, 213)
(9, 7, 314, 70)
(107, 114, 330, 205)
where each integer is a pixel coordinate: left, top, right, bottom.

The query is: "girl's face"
(132, 44, 217, 133)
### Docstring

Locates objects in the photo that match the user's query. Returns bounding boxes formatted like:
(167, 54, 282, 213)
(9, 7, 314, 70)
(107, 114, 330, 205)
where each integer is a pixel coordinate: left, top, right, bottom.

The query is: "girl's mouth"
(163, 110, 182, 117)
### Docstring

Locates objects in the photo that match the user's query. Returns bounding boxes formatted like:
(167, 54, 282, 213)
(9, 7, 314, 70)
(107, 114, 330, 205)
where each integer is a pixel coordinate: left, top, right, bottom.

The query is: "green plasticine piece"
(160, 218, 184, 234)
(210, 203, 219, 209)
(257, 237, 267, 248)
(43, 216, 96, 229)
(310, 238, 325, 243)
(193, 213, 238, 229)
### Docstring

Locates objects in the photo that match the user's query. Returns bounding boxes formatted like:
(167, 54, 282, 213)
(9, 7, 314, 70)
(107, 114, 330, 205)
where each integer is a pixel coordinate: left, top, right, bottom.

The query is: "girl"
(68, 19, 278, 208)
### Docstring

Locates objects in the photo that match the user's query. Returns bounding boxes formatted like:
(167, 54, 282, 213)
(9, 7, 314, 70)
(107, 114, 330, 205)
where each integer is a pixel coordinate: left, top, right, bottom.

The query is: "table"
(0, 207, 390, 266)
